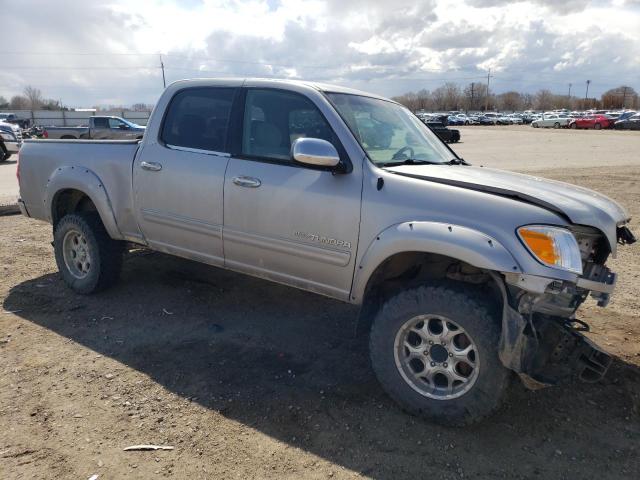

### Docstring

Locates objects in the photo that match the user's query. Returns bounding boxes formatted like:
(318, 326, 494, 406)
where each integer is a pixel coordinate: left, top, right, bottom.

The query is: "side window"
(108, 118, 124, 129)
(93, 117, 108, 128)
(242, 89, 339, 162)
(161, 87, 236, 152)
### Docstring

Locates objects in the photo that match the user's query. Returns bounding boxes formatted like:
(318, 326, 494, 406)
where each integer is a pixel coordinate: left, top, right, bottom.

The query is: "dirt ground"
(1, 128, 639, 479)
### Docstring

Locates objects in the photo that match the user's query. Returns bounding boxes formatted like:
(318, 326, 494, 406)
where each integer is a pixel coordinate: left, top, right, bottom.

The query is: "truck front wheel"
(53, 213, 124, 294)
(369, 284, 510, 426)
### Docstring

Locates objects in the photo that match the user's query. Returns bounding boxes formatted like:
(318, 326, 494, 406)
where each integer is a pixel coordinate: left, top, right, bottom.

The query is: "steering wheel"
(392, 146, 415, 161)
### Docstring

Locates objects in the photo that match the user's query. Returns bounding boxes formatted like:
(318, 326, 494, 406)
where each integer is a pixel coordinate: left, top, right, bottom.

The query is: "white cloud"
(0, 0, 638, 106)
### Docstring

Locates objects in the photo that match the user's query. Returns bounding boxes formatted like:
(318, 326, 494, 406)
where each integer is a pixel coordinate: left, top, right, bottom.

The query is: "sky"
(1, 0, 639, 108)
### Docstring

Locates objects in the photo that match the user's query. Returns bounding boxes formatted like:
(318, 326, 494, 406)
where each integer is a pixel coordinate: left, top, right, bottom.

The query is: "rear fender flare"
(45, 166, 123, 240)
(351, 221, 522, 302)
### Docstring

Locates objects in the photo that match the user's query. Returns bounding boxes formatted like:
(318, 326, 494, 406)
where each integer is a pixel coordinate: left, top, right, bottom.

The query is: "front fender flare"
(351, 221, 522, 302)
(45, 166, 123, 240)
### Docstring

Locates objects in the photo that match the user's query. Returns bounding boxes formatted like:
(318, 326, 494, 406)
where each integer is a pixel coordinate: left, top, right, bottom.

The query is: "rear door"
(133, 87, 238, 266)
(222, 88, 362, 300)
(90, 117, 111, 139)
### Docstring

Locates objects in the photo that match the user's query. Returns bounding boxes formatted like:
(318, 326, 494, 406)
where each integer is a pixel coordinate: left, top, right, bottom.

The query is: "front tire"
(594, 123, 602, 130)
(54, 213, 124, 294)
(369, 284, 510, 426)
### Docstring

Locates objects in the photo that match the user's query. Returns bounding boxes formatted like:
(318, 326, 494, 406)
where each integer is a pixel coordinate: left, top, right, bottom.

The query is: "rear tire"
(369, 284, 510, 426)
(570, 123, 577, 129)
(594, 123, 602, 130)
(53, 213, 124, 294)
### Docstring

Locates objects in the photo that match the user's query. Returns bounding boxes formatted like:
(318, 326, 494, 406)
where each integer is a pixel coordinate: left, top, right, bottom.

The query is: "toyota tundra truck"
(16, 78, 636, 425)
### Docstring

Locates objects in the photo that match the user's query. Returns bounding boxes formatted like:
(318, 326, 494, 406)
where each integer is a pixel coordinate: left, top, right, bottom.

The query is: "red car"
(569, 114, 612, 130)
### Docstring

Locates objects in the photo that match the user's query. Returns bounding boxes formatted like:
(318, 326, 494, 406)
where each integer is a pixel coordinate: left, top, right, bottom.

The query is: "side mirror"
(291, 138, 340, 168)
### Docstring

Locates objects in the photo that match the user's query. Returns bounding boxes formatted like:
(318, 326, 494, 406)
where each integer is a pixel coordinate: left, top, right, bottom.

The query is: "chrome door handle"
(232, 176, 261, 188)
(141, 161, 162, 171)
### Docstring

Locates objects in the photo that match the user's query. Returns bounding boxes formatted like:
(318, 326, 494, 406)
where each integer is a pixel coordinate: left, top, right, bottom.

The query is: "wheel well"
(356, 251, 504, 335)
(52, 189, 98, 227)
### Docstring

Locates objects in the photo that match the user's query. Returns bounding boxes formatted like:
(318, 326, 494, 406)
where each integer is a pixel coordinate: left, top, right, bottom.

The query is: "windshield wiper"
(446, 158, 469, 165)
(380, 158, 441, 167)
(381, 157, 469, 167)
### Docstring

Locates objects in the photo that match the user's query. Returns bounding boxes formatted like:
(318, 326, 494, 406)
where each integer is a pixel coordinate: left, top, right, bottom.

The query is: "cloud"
(0, 0, 638, 106)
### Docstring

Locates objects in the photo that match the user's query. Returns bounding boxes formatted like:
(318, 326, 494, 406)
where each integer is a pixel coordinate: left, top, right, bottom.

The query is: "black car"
(614, 118, 640, 130)
(426, 122, 460, 143)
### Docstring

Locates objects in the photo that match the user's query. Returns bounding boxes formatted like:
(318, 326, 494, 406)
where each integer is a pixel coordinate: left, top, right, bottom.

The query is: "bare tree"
(10, 95, 30, 110)
(0, 96, 8, 108)
(23, 86, 44, 109)
(462, 83, 489, 112)
(496, 91, 523, 112)
(534, 89, 555, 111)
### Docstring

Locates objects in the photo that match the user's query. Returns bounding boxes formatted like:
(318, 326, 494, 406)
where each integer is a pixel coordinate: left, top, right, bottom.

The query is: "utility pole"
(485, 69, 491, 112)
(568, 83, 572, 109)
(160, 54, 166, 89)
(470, 82, 474, 113)
(622, 86, 628, 108)
(568, 83, 572, 98)
(584, 80, 591, 109)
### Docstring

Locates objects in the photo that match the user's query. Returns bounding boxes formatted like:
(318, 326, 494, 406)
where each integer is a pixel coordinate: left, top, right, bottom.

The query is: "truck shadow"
(4, 251, 640, 479)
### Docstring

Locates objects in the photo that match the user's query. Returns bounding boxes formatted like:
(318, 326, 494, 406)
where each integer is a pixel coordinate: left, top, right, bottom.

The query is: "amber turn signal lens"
(518, 228, 559, 265)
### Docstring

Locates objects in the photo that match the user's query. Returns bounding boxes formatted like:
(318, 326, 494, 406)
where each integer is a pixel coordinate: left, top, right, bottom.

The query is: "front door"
(223, 88, 362, 300)
(133, 86, 237, 266)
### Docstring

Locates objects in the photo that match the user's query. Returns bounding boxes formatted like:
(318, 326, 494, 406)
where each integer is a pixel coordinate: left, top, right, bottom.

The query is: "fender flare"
(45, 166, 123, 240)
(351, 221, 522, 303)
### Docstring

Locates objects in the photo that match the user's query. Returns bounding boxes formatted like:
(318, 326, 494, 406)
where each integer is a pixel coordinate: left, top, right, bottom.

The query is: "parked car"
(447, 116, 465, 126)
(476, 115, 497, 125)
(568, 114, 613, 130)
(496, 115, 513, 125)
(482, 112, 500, 124)
(0, 113, 30, 129)
(43, 116, 145, 140)
(426, 121, 461, 143)
(614, 114, 640, 130)
(508, 114, 524, 125)
(0, 120, 22, 161)
(17, 78, 635, 426)
(531, 114, 571, 129)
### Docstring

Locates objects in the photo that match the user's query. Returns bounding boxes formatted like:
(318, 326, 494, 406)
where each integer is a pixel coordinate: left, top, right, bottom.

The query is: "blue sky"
(1, 0, 638, 107)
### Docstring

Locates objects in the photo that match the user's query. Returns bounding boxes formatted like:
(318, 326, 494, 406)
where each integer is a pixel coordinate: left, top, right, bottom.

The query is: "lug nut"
(449, 352, 453, 357)
(428, 340, 434, 345)
(443, 362, 448, 368)
(430, 362, 436, 367)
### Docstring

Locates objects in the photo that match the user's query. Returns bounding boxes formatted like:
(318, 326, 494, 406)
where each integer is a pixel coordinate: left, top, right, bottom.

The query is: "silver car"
(531, 114, 571, 128)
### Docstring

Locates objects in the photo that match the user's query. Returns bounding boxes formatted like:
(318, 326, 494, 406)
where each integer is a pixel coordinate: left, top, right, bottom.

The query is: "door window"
(241, 89, 339, 162)
(93, 117, 108, 128)
(108, 118, 125, 129)
(161, 87, 236, 152)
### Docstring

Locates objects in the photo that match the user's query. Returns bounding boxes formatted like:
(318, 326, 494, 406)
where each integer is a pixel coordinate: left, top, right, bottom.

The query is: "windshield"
(326, 93, 454, 166)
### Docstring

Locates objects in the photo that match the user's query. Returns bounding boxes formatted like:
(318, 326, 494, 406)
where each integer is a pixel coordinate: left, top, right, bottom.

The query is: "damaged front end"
(497, 225, 635, 389)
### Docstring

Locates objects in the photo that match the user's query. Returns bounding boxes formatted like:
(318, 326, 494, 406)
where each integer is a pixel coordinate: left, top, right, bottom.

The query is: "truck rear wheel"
(53, 213, 124, 294)
(369, 284, 510, 426)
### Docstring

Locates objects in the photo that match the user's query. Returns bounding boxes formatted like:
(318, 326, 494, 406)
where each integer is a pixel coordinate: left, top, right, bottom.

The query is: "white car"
(0, 120, 22, 161)
(531, 114, 571, 129)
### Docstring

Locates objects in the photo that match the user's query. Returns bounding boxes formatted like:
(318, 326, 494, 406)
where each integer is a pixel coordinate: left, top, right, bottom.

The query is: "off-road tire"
(369, 284, 510, 426)
(53, 213, 124, 294)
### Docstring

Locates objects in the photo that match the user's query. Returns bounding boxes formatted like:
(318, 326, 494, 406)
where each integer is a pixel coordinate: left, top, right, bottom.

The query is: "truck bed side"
(18, 139, 143, 242)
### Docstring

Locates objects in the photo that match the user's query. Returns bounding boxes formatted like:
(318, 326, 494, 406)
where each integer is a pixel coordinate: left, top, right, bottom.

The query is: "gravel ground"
(1, 128, 639, 479)
(0, 157, 18, 207)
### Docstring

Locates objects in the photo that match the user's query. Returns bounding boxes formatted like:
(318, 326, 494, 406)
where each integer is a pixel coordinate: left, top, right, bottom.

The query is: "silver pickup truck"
(43, 116, 145, 140)
(17, 78, 636, 425)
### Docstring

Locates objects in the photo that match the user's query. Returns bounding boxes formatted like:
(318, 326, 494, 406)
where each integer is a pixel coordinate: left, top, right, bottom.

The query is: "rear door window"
(161, 87, 236, 152)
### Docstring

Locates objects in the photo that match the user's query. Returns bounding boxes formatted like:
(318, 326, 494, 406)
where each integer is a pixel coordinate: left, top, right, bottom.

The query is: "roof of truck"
(168, 77, 392, 102)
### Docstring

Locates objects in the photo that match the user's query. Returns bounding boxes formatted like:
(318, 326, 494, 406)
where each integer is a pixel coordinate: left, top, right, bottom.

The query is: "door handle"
(232, 176, 261, 188)
(141, 161, 162, 172)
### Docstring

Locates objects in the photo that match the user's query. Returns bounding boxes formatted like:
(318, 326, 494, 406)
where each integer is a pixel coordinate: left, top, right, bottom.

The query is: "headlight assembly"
(517, 225, 583, 274)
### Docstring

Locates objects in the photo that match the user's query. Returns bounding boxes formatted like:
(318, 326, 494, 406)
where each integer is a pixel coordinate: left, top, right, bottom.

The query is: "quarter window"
(161, 87, 236, 152)
(242, 89, 339, 162)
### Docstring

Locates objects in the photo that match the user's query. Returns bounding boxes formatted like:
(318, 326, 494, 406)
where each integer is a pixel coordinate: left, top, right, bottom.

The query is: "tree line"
(0, 86, 64, 111)
(392, 83, 639, 112)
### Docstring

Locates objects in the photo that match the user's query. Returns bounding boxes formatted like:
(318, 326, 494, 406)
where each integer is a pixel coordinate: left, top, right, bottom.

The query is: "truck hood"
(386, 164, 630, 254)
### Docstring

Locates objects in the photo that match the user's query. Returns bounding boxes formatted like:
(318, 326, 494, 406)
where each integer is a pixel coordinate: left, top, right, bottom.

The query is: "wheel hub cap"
(62, 230, 92, 279)
(394, 314, 480, 400)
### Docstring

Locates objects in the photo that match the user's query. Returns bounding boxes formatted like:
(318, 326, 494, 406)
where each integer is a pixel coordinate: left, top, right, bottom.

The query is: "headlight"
(517, 225, 582, 274)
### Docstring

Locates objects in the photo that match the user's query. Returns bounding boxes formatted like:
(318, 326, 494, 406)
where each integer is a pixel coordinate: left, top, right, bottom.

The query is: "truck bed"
(18, 139, 142, 239)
